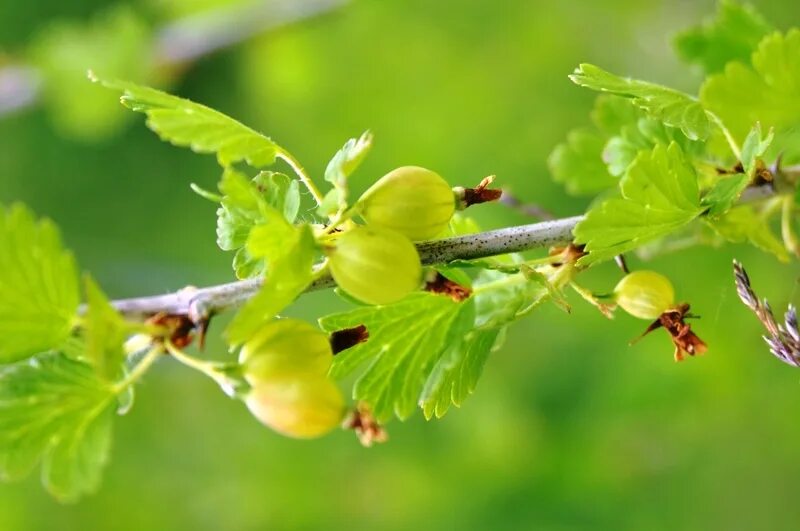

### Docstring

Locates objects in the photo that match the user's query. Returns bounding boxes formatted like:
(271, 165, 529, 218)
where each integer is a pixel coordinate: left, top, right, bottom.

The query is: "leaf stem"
(164, 340, 241, 396)
(277, 149, 326, 206)
(708, 111, 741, 161)
(113, 345, 164, 394)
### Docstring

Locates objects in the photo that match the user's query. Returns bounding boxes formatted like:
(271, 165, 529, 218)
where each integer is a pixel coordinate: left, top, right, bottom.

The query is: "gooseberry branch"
(107, 181, 785, 323)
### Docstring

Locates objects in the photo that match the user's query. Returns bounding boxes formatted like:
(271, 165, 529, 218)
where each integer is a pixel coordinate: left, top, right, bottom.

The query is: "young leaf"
(701, 30, 800, 141)
(570, 64, 711, 141)
(574, 143, 703, 265)
(320, 293, 473, 422)
(674, 0, 773, 74)
(83, 275, 127, 381)
(225, 225, 317, 345)
(0, 353, 115, 502)
(740, 123, 774, 176)
(320, 131, 373, 216)
(215, 170, 301, 279)
(0, 204, 80, 363)
(706, 205, 789, 262)
(547, 128, 616, 195)
(702, 174, 750, 217)
(93, 77, 280, 167)
(420, 328, 501, 419)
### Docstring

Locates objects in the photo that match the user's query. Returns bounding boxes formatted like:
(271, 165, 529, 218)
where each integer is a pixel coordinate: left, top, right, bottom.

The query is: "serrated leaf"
(701, 174, 750, 217)
(0, 204, 80, 363)
(706, 204, 789, 261)
(473, 269, 550, 328)
(215, 170, 302, 279)
(0, 353, 115, 502)
(320, 131, 373, 216)
(604, 116, 705, 177)
(570, 64, 711, 141)
(82, 276, 127, 381)
(548, 128, 616, 196)
(590, 95, 640, 136)
(420, 328, 500, 419)
(575, 143, 703, 265)
(226, 225, 316, 345)
(701, 30, 800, 141)
(94, 77, 280, 167)
(740, 122, 774, 176)
(674, 0, 773, 74)
(320, 293, 473, 422)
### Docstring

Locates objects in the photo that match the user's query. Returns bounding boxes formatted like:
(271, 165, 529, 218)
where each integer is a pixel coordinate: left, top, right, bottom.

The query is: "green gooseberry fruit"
(357, 166, 455, 241)
(614, 270, 675, 320)
(245, 375, 345, 439)
(239, 319, 332, 384)
(328, 225, 422, 305)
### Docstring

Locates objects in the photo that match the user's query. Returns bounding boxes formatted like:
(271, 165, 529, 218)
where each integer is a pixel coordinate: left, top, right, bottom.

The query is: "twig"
(111, 216, 582, 321)
(0, 0, 348, 117)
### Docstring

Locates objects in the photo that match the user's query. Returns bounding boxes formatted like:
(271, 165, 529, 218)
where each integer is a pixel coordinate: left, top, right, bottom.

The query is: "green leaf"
(574, 143, 703, 265)
(590, 95, 640, 136)
(215, 169, 302, 279)
(0, 353, 115, 502)
(225, 225, 317, 345)
(701, 29, 800, 141)
(320, 131, 373, 216)
(420, 328, 501, 419)
(570, 63, 711, 141)
(740, 122, 774, 176)
(0, 204, 80, 363)
(547, 128, 616, 195)
(706, 205, 789, 261)
(701, 174, 750, 217)
(472, 269, 550, 328)
(320, 293, 473, 422)
(93, 77, 280, 167)
(82, 276, 127, 381)
(604, 116, 706, 177)
(674, 0, 773, 74)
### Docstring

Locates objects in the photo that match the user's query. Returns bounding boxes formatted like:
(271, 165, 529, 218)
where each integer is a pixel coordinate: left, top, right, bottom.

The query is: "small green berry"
(245, 375, 345, 439)
(614, 270, 675, 320)
(357, 166, 455, 241)
(328, 225, 421, 305)
(239, 319, 332, 384)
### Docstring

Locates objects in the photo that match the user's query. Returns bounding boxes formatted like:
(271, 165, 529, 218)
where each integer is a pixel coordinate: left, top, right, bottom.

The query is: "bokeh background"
(1, 0, 800, 529)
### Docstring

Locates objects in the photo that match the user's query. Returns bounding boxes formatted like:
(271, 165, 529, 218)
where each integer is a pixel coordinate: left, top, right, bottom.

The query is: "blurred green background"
(2, 0, 800, 529)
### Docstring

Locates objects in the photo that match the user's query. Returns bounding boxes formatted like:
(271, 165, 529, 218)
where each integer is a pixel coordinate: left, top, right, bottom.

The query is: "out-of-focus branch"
(0, 0, 348, 117)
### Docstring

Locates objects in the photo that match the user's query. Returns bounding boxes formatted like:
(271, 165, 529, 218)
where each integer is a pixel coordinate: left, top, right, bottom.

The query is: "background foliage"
(1, 0, 799, 529)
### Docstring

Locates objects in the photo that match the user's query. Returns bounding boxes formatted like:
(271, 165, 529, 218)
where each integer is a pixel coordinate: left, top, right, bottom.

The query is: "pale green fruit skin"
(329, 225, 422, 305)
(239, 319, 332, 384)
(245, 376, 345, 439)
(614, 270, 675, 320)
(358, 166, 455, 241)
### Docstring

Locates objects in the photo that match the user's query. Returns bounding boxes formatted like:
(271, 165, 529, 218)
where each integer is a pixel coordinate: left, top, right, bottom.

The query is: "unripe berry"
(614, 270, 675, 320)
(357, 166, 455, 241)
(245, 375, 345, 439)
(328, 225, 421, 305)
(239, 319, 332, 384)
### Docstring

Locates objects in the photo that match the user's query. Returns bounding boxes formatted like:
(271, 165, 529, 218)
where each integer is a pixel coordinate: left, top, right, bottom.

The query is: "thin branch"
(0, 0, 348, 117)
(111, 216, 581, 321)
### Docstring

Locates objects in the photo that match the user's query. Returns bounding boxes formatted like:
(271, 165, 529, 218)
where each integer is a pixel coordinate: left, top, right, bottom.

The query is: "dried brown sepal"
(424, 271, 472, 302)
(549, 243, 587, 267)
(146, 312, 197, 349)
(343, 403, 388, 447)
(733, 260, 800, 367)
(455, 175, 503, 209)
(330, 324, 369, 355)
(631, 303, 707, 362)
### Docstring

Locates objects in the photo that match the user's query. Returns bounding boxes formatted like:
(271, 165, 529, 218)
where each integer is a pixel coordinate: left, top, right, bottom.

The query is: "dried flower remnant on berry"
(330, 325, 369, 355)
(424, 272, 472, 302)
(343, 403, 388, 447)
(454, 175, 503, 210)
(631, 303, 707, 362)
(733, 260, 800, 367)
